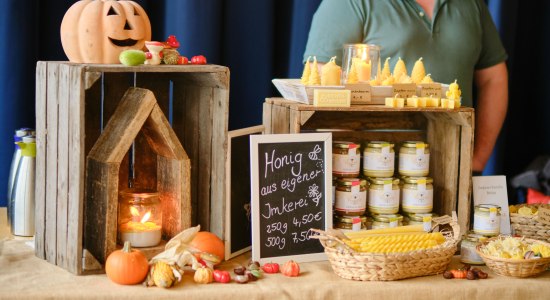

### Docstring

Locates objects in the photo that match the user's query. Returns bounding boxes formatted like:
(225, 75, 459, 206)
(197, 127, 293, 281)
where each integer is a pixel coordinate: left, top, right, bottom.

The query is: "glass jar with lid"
(460, 231, 488, 265)
(473, 204, 501, 236)
(398, 141, 430, 176)
(334, 215, 368, 231)
(118, 188, 162, 247)
(332, 141, 361, 177)
(401, 176, 434, 213)
(362, 141, 395, 177)
(371, 213, 403, 229)
(402, 212, 438, 226)
(334, 178, 368, 216)
(367, 177, 400, 214)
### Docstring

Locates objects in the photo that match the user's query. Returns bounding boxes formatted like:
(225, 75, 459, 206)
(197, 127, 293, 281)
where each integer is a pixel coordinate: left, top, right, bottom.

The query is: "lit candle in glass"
(118, 189, 162, 247)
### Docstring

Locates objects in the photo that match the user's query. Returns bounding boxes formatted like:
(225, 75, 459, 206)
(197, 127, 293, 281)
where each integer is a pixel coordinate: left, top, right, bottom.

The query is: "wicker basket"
(312, 218, 460, 281)
(475, 236, 550, 278)
(510, 204, 550, 243)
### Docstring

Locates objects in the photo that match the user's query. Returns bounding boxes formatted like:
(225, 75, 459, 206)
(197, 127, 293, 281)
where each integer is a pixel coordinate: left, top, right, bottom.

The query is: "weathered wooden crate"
(263, 98, 474, 233)
(35, 62, 229, 274)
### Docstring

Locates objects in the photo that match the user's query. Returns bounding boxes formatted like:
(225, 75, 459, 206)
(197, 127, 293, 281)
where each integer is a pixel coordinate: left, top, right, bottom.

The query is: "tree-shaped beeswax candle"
(347, 59, 359, 84)
(393, 57, 408, 79)
(308, 56, 321, 85)
(301, 56, 311, 84)
(381, 57, 391, 80)
(411, 57, 426, 84)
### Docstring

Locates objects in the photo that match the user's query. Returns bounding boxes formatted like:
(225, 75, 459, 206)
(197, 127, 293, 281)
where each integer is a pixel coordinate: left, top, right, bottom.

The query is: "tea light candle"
(426, 95, 440, 107)
(119, 220, 162, 247)
(385, 94, 404, 108)
(321, 56, 341, 86)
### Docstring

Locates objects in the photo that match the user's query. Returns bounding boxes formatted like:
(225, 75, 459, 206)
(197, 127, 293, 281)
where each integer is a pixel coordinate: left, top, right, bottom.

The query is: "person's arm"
(472, 62, 508, 172)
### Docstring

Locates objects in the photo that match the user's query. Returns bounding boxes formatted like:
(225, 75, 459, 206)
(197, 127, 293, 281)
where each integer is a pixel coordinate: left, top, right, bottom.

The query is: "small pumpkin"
(281, 260, 300, 277)
(194, 267, 214, 284)
(189, 231, 225, 263)
(105, 241, 149, 285)
(60, 0, 152, 63)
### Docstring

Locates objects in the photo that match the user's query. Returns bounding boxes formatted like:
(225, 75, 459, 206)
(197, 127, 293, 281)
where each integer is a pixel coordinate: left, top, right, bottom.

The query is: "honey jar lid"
(372, 213, 403, 222)
(403, 176, 433, 184)
(401, 141, 430, 148)
(333, 141, 360, 149)
(403, 212, 438, 222)
(334, 215, 367, 224)
(368, 177, 400, 185)
(365, 141, 394, 148)
(475, 204, 501, 212)
(337, 178, 367, 187)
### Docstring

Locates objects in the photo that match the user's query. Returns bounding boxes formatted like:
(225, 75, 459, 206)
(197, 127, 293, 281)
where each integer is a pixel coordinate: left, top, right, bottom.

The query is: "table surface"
(1, 208, 550, 300)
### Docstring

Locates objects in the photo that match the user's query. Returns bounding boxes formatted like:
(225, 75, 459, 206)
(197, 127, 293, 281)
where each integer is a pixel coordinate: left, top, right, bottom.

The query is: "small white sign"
(472, 175, 511, 235)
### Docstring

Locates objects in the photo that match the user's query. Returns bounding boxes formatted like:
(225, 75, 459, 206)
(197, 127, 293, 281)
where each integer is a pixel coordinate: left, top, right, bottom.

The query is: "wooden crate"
(35, 62, 229, 274)
(263, 98, 474, 233)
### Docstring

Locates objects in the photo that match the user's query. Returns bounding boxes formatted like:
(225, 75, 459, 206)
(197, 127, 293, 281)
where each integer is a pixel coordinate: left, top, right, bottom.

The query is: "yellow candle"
(426, 95, 440, 107)
(355, 58, 371, 82)
(301, 56, 311, 84)
(411, 57, 426, 84)
(385, 93, 404, 108)
(321, 56, 342, 86)
(393, 57, 408, 78)
(381, 57, 391, 80)
(347, 60, 359, 84)
(421, 74, 434, 83)
(308, 56, 321, 85)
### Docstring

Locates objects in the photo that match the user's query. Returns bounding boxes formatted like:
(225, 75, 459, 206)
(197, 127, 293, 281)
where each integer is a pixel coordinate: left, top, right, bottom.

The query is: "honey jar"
(362, 141, 395, 177)
(367, 177, 400, 214)
(398, 141, 430, 176)
(473, 204, 501, 236)
(332, 141, 361, 177)
(401, 176, 433, 213)
(371, 213, 403, 229)
(333, 215, 368, 231)
(334, 178, 368, 216)
(460, 232, 488, 265)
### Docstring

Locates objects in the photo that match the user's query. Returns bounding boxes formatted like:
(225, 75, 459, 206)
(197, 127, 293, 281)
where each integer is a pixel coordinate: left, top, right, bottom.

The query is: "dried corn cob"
(343, 232, 446, 253)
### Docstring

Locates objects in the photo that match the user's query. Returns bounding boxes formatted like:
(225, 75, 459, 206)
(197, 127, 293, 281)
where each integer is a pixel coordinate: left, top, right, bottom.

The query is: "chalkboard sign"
(224, 126, 264, 260)
(250, 133, 332, 263)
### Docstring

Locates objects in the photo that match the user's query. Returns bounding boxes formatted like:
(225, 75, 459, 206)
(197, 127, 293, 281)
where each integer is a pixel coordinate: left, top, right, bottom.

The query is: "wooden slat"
(262, 101, 273, 134)
(198, 87, 214, 231)
(289, 109, 301, 134)
(133, 132, 157, 190)
(271, 105, 290, 134)
(144, 105, 187, 160)
(45, 62, 59, 264)
(210, 87, 229, 238)
(55, 64, 70, 269)
(67, 65, 85, 274)
(35, 61, 47, 259)
(182, 85, 200, 226)
(457, 111, 475, 234)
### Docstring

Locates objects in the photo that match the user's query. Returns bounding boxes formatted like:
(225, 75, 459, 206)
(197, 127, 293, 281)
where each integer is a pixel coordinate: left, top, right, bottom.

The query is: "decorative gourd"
(189, 231, 225, 262)
(281, 260, 300, 277)
(152, 261, 177, 288)
(194, 267, 214, 284)
(105, 241, 149, 285)
(60, 0, 152, 64)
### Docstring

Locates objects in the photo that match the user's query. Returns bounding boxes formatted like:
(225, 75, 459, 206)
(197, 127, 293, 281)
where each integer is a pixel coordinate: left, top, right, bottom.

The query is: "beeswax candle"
(308, 56, 321, 85)
(301, 56, 311, 84)
(321, 56, 342, 86)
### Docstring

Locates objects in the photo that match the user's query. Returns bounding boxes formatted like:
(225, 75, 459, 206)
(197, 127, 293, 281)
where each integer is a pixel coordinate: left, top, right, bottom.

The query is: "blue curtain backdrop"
(0, 0, 548, 207)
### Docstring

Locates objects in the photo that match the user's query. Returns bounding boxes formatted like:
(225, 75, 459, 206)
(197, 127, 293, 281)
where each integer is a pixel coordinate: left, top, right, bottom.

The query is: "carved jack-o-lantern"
(61, 0, 152, 64)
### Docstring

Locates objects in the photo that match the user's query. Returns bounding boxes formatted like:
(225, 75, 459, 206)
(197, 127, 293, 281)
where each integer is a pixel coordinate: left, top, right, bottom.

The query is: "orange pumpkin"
(60, 0, 152, 63)
(189, 231, 225, 262)
(105, 241, 149, 285)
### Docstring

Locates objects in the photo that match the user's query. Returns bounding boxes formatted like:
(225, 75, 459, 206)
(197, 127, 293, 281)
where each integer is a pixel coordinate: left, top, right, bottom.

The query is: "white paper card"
(472, 175, 511, 235)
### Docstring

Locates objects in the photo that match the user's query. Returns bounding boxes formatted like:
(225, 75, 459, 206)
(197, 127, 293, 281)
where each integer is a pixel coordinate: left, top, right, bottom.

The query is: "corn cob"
(343, 232, 446, 253)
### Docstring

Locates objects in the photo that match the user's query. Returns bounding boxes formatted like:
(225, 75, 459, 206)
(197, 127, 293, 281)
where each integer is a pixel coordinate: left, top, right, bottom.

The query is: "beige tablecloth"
(1, 208, 550, 300)
(3, 239, 550, 299)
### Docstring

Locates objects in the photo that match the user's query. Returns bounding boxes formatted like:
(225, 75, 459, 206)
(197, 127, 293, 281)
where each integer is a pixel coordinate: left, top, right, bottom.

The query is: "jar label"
(333, 153, 360, 174)
(368, 189, 400, 212)
(335, 190, 367, 212)
(473, 213, 500, 234)
(352, 217, 362, 231)
(402, 188, 433, 212)
(363, 152, 395, 171)
(399, 153, 430, 173)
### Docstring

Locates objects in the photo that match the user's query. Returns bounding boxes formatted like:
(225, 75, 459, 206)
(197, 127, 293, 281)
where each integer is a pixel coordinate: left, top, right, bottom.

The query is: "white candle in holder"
(119, 219, 161, 247)
(118, 189, 162, 248)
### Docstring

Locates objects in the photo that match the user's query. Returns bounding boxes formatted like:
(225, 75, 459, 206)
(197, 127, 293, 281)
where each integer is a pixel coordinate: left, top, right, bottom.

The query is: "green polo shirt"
(303, 0, 508, 106)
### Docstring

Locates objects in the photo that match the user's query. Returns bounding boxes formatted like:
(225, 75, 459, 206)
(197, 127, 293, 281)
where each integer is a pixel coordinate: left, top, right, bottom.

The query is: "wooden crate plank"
(301, 111, 427, 131)
(289, 109, 301, 134)
(84, 159, 119, 263)
(67, 65, 85, 274)
(271, 105, 290, 134)
(262, 101, 273, 134)
(158, 157, 185, 238)
(182, 85, 200, 226)
(198, 87, 214, 231)
(45, 62, 59, 264)
(210, 87, 229, 238)
(457, 111, 474, 234)
(133, 132, 157, 190)
(35, 61, 47, 259)
(56, 63, 70, 269)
